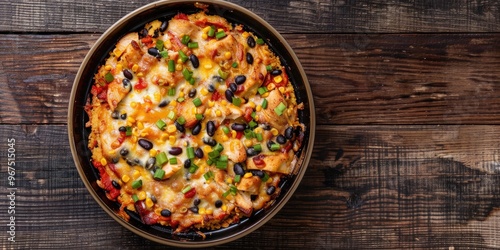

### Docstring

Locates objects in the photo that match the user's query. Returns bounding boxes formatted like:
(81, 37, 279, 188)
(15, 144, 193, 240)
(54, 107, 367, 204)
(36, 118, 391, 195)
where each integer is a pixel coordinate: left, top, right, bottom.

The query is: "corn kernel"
(254, 115, 259, 121)
(267, 177, 273, 184)
(244, 172, 253, 178)
(203, 26, 211, 33)
(169, 135, 176, 145)
(132, 64, 139, 72)
(208, 100, 215, 107)
(226, 178, 233, 184)
(104, 65, 112, 71)
(149, 149, 157, 158)
(191, 107, 197, 115)
(204, 63, 212, 69)
(130, 101, 137, 108)
(267, 83, 276, 91)
(278, 86, 285, 93)
(169, 100, 178, 107)
(231, 130, 237, 138)
(167, 124, 177, 133)
(221, 205, 227, 211)
(248, 101, 256, 109)
(100, 158, 107, 166)
(256, 105, 262, 112)
(224, 51, 232, 60)
(145, 198, 154, 208)
(154, 92, 161, 103)
(179, 91, 185, 98)
(175, 64, 183, 71)
(113, 48, 122, 57)
(274, 75, 283, 83)
(271, 128, 279, 136)
(203, 145, 212, 153)
(205, 208, 213, 215)
(138, 191, 147, 201)
(121, 175, 130, 183)
(218, 28, 224, 32)
(221, 100, 228, 106)
(137, 121, 144, 130)
(254, 127, 263, 134)
(137, 72, 144, 77)
(244, 140, 253, 148)
(262, 92, 269, 98)
(199, 207, 206, 215)
(140, 131, 149, 137)
(216, 110, 222, 117)
(242, 32, 249, 38)
(131, 135, 138, 143)
(201, 33, 208, 40)
(116, 63, 123, 72)
(132, 170, 141, 179)
(222, 135, 229, 142)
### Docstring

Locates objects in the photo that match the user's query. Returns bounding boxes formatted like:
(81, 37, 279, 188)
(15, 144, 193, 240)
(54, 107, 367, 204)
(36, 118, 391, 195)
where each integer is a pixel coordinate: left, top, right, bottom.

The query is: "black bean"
(184, 159, 192, 169)
(138, 139, 153, 150)
(233, 163, 245, 176)
(189, 206, 199, 213)
(266, 186, 276, 195)
(251, 194, 258, 201)
(206, 120, 215, 137)
(235, 75, 246, 85)
(188, 88, 197, 98)
(246, 52, 254, 64)
(267, 140, 277, 151)
(229, 82, 238, 93)
(215, 200, 223, 208)
(212, 76, 224, 83)
(261, 123, 271, 130)
(285, 126, 294, 139)
(252, 170, 265, 178)
(122, 78, 132, 91)
(271, 69, 282, 76)
(148, 47, 160, 57)
(294, 126, 302, 136)
(169, 147, 182, 155)
(111, 157, 119, 164)
(111, 111, 120, 119)
(120, 148, 129, 156)
(118, 126, 127, 132)
(150, 195, 157, 203)
(231, 123, 246, 131)
(203, 137, 217, 146)
(139, 28, 148, 39)
(195, 148, 204, 158)
(246, 147, 258, 157)
(159, 20, 168, 32)
(276, 135, 287, 144)
(225, 89, 234, 102)
(175, 121, 185, 133)
(111, 180, 121, 189)
(247, 36, 256, 48)
(123, 69, 133, 80)
(126, 158, 139, 166)
(161, 209, 171, 217)
(208, 84, 216, 92)
(192, 122, 201, 135)
(159, 100, 169, 108)
(193, 198, 201, 206)
(145, 157, 156, 169)
(120, 113, 127, 120)
(189, 54, 200, 68)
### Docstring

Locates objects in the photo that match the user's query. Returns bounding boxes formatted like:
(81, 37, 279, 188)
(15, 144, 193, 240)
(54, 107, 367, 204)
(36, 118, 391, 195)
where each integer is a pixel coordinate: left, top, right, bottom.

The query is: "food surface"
(86, 11, 304, 233)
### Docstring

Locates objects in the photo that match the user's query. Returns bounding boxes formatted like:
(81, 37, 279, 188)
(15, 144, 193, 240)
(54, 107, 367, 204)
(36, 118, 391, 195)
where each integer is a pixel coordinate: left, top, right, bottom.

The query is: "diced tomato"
(235, 131, 243, 139)
(91, 85, 108, 101)
(236, 84, 245, 94)
(211, 91, 222, 101)
(252, 155, 266, 166)
(93, 160, 120, 200)
(168, 31, 184, 51)
(141, 36, 153, 47)
(275, 68, 289, 88)
(262, 73, 272, 87)
(134, 200, 159, 225)
(282, 141, 293, 153)
(243, 107, 253, 123)
(134, 78, 147, 90)
(174, 13, 189, 20)
(184, 188, 196, 198)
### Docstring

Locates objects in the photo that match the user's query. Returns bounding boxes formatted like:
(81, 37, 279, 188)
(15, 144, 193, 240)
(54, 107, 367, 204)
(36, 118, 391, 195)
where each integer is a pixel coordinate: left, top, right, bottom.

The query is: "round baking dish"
(68, 0, 315, 247)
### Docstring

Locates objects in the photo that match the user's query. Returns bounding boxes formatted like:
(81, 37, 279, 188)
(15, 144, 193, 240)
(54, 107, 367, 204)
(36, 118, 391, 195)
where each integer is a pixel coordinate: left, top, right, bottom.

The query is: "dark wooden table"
(2, 0, 500, 249)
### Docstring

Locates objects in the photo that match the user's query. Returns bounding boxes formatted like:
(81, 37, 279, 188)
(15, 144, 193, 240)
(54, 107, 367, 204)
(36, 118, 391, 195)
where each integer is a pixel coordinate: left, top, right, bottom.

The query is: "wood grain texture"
(2, 33, 500, 125)
(1, 0, 500, 33)
(1, 124, 500, 249)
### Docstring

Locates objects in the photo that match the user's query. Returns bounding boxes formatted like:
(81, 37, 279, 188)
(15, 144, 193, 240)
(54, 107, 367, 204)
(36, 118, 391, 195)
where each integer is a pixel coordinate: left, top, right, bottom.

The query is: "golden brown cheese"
(87, 11, 305, 233)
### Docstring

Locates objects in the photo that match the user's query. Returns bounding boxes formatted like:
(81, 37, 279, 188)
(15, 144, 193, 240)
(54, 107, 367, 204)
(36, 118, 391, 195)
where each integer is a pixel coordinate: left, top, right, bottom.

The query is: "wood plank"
(1, 124, 500, 249)
(1, 0, 500, 33)
(2, 33, 500, 125)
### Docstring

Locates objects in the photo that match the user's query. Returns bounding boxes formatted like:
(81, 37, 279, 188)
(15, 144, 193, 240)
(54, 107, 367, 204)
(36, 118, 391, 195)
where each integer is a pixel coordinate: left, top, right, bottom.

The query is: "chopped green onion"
(160, 50, 169, 58)
(215, 31, 227, 40)
(244, 129, 254, 139)
(181, 185, 192, 194)
(169, 157, 178, 165)
(218, 69, 229, 80)
(193, 97, 202, 107)
(156, 40, 164, 51)
(168, 88, 176, 96)
(253, 144, 262, 152)
(274, 102, 287, 116)
(232, 97, 241, 107)
(182, 68, 193, 80)
(167, 111, 176, 120)
(176, 116, 186, 125)
(234, 175, 241, 183)
(156, 152, 168, 166)
(207, 158, 214, 166)
(256, 38, 265, 45)
(189, 78, 195, 85)
(216, 160, 227, 170)
(258, 87, 267, 95)
(207, 26, 216, 37)
(187, 42, 198, 49)
(153, 169, 165, 180)
(266, 65, 272, 71)
(189, 163, 199, 173)
(177, 97, 185, 102)
(203, 171, 215, 181)
(213, 143, 224, 152)
(105, 72, 114, 83)
(195, 113, 204, 120)
(221, 126, 230, 134)
(132, 194, 139, 202)
(208, 150, 220, 160)
(255, 133, 263, 142)
(270, 143, 280, 151)
(131, 179, 142, 189)
(156, 119, 166, 130)
(261, 172, 270, 182)
(251, 111, 257, 119)
(125, 126, 133, 136)
(231, 62, 238, 68)
(178, 50, 188, 62)
(248, 120, 257, 129)
(262, 99, 268, 109)
(219, 155, 228, 162)
(181, 35, 190, 45)
(186, 147, 195, 159)
(168, 60, 175, 72)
